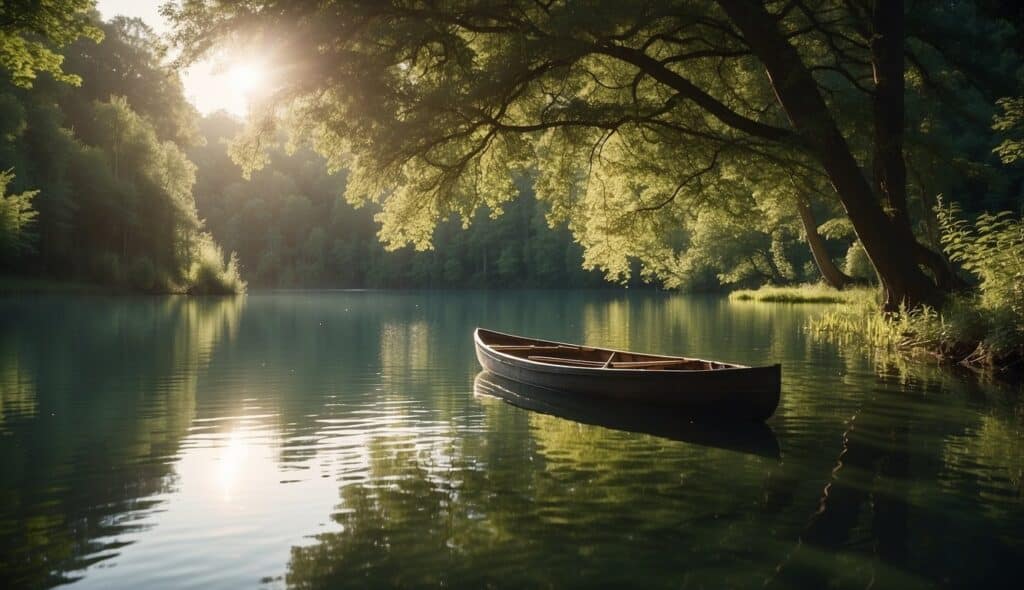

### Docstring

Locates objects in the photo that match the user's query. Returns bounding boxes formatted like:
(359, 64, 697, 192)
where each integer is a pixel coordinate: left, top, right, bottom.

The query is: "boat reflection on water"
(473, 371, 780, 459)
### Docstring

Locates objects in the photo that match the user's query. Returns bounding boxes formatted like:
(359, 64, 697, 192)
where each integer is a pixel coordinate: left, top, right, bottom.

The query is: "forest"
(1, 0, 1023, 364)
(0, 8, 607, 291)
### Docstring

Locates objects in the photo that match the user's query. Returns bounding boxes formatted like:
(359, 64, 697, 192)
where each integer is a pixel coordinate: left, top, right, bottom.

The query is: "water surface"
(0, 291, 1020, 588)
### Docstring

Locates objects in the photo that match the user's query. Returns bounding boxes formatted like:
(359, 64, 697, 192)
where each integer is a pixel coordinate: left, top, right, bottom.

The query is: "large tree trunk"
(871, 0, 910, 230)
(717, 0, 941, 310)
(868, 1, 964, 292)
(796, 198, 855, 289)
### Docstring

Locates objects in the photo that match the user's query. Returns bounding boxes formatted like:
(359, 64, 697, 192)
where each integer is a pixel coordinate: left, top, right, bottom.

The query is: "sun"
(228, 63, 265, 94)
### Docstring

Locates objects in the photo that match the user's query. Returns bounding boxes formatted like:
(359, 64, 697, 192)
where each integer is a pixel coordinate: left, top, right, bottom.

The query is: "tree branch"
(594, 43, 794, 142)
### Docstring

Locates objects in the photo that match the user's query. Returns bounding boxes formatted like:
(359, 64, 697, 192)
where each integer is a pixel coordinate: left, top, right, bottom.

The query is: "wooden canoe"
(474, 371, 780, 458)
(473, 328, 781, 421)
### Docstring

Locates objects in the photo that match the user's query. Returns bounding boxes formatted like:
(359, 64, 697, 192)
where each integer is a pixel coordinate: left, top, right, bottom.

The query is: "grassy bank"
(732, 282, 1021, 374)
(734, 205, 1023, 375)
(811, 295, 1022, 374)
(729, 283, 875, 304)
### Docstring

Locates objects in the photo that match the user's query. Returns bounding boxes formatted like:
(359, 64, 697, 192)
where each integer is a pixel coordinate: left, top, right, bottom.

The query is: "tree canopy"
(0, 0, 102, 87)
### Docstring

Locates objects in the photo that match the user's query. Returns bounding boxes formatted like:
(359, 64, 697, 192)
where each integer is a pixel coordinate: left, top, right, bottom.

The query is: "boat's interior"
(479, 329, 736, 371)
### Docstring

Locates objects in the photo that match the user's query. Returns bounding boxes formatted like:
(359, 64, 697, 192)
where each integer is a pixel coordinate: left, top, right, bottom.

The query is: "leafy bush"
(187, 235, 246, 295)
(993, 97, 1024, 164)
(938, 202, 1023, 322)
(935, 201, 1023, 362)
(843, 241, 876, 282)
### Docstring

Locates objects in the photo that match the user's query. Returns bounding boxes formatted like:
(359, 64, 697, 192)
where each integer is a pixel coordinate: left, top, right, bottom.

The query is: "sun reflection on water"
(217, 428, 250, 503)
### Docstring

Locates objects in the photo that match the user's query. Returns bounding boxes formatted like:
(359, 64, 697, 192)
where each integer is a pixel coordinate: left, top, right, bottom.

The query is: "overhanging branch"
(594, 43, 794, 142)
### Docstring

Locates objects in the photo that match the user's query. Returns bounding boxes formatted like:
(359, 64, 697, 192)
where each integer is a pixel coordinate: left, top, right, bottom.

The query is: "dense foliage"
(0, 5, 612, 292)
(0, 15, 241, 292)
(935, 203, 1023, 359)
(0, 0, 101, 87)
(2, 1, 1023, 303)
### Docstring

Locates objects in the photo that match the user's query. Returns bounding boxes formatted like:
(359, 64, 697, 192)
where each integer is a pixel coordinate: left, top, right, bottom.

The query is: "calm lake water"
(0, 291, 1021, 589)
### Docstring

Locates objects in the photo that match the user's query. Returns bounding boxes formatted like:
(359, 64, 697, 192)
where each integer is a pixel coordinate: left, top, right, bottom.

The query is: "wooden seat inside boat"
(489, 342, 726, 371)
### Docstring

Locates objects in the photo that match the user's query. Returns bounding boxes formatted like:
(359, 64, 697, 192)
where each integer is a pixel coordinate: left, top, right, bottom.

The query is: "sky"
(96, 0, 255, 116)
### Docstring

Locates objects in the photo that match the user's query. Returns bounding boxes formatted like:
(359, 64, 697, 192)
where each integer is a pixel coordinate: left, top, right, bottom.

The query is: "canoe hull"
(473, 371, 780, 458)
(474, 328, 781, 421)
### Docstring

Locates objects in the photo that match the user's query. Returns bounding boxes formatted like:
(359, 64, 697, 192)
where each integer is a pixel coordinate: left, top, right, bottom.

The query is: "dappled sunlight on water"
(0, 291, 1020, 588)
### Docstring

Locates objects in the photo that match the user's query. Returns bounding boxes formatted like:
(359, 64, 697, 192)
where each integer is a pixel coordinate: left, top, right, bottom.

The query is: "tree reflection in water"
(0, 296, 243, 588)
(0, 292, 1020, 588)
(285, 402, 782, 588)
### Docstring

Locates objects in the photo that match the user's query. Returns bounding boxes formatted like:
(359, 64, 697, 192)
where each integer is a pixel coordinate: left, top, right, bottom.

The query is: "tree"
(166, 0, 1021, 308)
(0, 0, 102, 87)
(0, 169, 37, 260)
(796, 196, 855, 289)
(60, 16, 199, 146)
(673, 205, 800, 288)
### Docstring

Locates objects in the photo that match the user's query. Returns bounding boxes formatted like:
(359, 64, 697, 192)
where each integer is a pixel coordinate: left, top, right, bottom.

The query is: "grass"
(810, 292, 1023, 374)
(729, 283, 876, 304)
(733, 281, 1022, 374)
(805, 202, 1024, 374)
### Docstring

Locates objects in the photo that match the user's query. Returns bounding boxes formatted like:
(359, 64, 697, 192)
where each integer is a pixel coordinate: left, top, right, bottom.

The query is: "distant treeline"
(192, 114, 611, 289)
